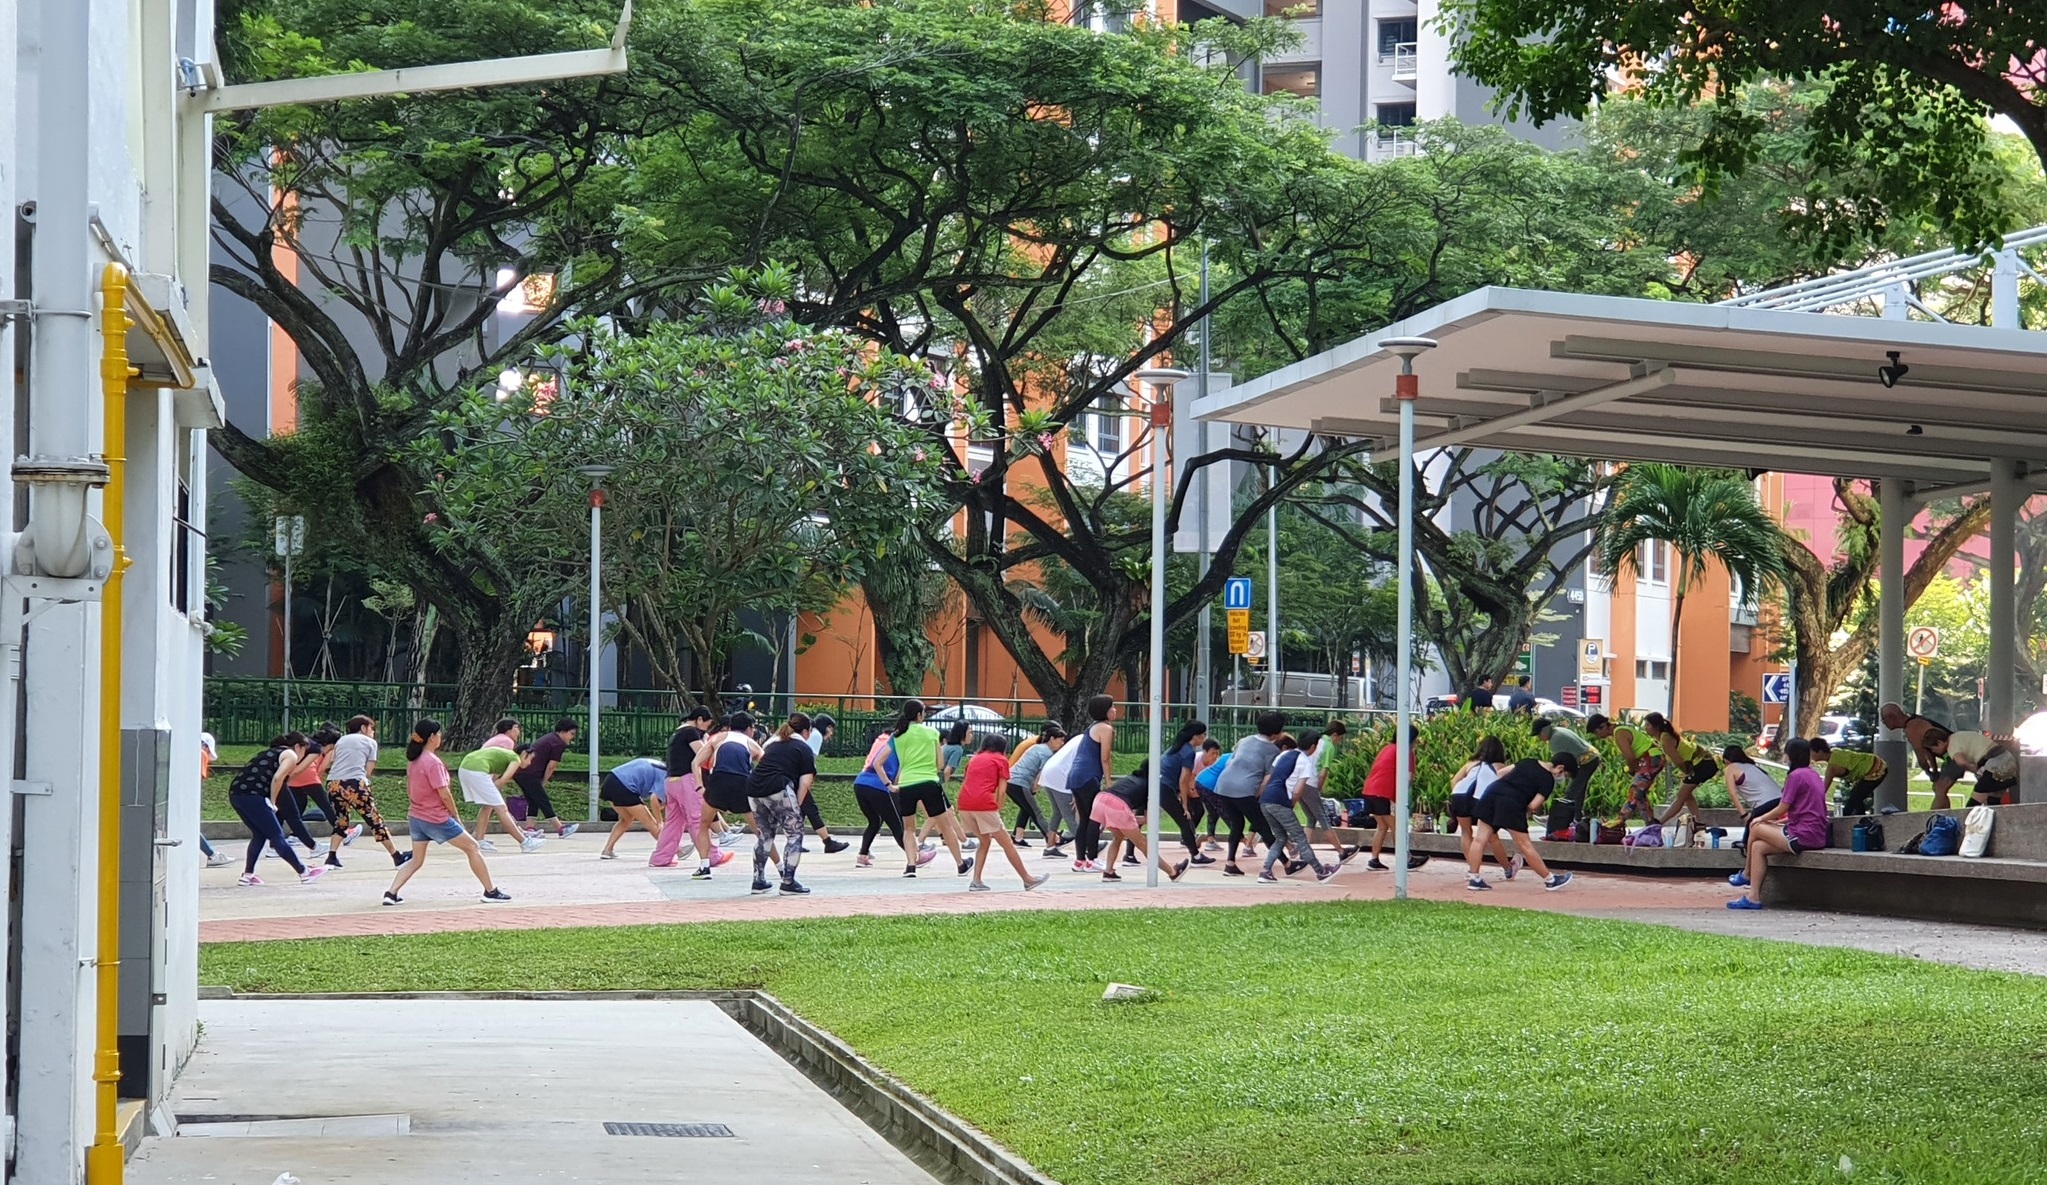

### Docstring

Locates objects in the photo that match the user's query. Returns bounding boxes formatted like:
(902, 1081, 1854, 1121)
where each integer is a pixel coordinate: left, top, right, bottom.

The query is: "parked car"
(1218, 671, 1376, 712)
(925, 704, 1034, 748)
(1754, 723, 1779, 752)
(1815, 714, 1873, 751)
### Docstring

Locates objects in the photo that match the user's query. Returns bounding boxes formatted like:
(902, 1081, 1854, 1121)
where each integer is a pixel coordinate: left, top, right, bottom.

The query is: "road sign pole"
(1917, 657, 1927, 715)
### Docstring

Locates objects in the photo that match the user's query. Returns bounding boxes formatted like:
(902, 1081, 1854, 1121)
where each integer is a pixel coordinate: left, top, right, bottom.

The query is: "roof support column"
(1988, 459, 2020, 734)
(1875, 478, 1910, 812)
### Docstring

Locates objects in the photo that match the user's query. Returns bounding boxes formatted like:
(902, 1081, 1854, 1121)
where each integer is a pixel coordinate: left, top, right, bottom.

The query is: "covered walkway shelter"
(1192, 283, 2047, 820)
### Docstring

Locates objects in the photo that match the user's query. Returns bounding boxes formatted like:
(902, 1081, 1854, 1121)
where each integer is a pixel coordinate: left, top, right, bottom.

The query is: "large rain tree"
(1446, 0, 2045, 249)
(421, 269, 954, 708)
(208, 0, 706, 738)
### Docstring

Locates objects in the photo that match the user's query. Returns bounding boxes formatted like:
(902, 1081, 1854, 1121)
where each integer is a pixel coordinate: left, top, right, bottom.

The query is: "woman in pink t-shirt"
(384, 719, 511, 906)
(1728, 737, 1830, 910)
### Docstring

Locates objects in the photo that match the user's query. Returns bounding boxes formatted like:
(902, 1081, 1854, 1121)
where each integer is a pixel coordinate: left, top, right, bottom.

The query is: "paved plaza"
(130, 998, 940, 1185)
(200, 828, 2047, 975)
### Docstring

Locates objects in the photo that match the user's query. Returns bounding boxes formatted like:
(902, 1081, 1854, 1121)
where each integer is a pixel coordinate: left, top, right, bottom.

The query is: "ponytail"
(406, 719, 442, 762)
(774, 712, 813, 742)
(269, 731, 307, 750)
(888, 698, 926, 736)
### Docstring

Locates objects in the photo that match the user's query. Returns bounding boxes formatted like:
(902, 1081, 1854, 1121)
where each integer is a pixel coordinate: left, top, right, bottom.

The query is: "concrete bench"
(1760, 803, 2047, 928)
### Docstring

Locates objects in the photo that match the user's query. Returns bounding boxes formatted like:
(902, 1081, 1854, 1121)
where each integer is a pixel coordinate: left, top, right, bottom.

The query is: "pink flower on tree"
(424, 513, 440, 525)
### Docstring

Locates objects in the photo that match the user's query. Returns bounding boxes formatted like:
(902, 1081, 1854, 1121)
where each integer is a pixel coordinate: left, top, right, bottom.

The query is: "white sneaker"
(204, 851, 233, 868)
(236, 873, 263, 886)
(558, 823, 580, 839)
(520, 835, 545, 853)
(343, 824, 363, 846)
(479, 839, 499, 852)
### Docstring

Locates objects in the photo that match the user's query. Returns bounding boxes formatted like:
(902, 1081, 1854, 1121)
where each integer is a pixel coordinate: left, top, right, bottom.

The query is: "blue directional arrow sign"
(1224, 577, 1253, 611)
(1761, 673, 1791, 704)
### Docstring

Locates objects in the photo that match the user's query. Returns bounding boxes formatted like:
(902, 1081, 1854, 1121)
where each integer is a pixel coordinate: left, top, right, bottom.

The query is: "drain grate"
(604, 1122, 734, 1138)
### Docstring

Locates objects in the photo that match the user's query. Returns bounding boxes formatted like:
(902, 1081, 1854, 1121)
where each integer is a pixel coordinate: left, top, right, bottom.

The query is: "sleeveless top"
(1068, 727, 1106, 787)
(1455, 763, 1502, 801)
(231, 747, 287, 797)
(711, 737, 755, 778)
(854, 734, 900, 792)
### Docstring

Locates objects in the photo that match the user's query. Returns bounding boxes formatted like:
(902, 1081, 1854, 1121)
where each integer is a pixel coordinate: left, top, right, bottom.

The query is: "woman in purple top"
(1728, 737, 1829, 910)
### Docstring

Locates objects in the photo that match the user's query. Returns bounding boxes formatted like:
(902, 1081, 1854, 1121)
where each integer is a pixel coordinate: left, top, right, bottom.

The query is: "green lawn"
(201, 902, 2047, 1185)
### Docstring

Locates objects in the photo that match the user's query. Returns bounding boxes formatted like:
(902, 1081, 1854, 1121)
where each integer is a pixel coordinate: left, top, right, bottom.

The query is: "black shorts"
(896, 780, 948, 819)
(1973, 771, 2017, 803)
(1787, 836, 1822, 854)
(1742, 798, 1781, 825)
(703, 771, 752, 814)
(1448, 793, 1476, 820)
(1483, 795, 1530, 834)
(1362, 795, 1394, 818)
(598, 772, 644, 809)
(1680, 756, 1719, 785)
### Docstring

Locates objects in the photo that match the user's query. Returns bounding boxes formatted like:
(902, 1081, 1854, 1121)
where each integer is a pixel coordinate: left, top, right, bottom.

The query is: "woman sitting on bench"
(1728, 737, 1829, 911)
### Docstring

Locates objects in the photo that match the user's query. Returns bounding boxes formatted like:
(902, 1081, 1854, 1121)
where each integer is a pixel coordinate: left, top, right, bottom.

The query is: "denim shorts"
(408, 815, 466, 844)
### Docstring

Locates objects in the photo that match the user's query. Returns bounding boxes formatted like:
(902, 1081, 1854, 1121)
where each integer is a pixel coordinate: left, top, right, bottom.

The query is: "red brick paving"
(200, 864, 1730, 944)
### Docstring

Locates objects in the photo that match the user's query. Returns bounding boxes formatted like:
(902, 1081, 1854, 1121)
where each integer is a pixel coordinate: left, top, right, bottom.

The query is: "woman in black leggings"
(1004, 724, 1065, 848)
(851, 728, 933, 874)
(227, 733, 328, 886)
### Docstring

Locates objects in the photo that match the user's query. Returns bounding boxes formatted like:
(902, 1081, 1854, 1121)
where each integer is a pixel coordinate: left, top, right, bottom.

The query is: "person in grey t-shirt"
(1006, 725, 1066, 848)
(1214, 711, 1287, 875)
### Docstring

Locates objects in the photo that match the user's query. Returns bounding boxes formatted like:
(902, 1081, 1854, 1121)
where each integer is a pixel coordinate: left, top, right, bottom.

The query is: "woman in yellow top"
(1809, 738, 1887, 816)
(1589, 713, 1663, 823)
(1643, 713, 1718, 825)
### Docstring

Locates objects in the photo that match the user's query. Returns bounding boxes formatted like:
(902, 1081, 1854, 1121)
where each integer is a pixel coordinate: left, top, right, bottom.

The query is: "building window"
(1376, 102, 1417, 129)
(1264, 0, 1320, 15)
(1093, 400, 1122, 455)
(1377, 18, 1417, 58)
(1262, 64, 1320, 98)
(1639, 540, 1668, 585)
(1635, 659, 1669, 681)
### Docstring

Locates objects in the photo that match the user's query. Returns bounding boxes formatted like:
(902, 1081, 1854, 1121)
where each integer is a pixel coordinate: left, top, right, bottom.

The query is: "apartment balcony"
(1370, 129, 1417, 160)
(1386, 42, 1417, 82)
(1265, 16, 1321, 62)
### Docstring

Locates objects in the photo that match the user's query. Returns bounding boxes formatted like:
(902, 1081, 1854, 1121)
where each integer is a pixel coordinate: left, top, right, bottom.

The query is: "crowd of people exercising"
(214, 691, 2016, 906)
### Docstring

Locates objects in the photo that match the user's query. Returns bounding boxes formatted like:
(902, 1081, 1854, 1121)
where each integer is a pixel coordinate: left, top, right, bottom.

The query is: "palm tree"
(1595, 465, 1789, 716)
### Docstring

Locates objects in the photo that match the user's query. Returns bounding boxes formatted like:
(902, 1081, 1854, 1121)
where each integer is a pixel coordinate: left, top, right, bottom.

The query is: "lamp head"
(1378, 336, 1439, 362)
(1877, 351, 1910, 389)
(1132, 367, 1192, 390)
(574, 463, 616, 483)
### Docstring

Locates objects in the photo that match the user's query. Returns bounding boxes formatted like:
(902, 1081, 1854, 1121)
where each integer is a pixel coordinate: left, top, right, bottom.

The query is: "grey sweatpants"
(1262, 802, 1325, 875)
(751, 789, 806, 882)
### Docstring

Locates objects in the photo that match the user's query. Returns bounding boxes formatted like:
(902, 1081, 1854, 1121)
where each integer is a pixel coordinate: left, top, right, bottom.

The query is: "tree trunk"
(1668, 584, 1687, 719)
(408, 605, 439, 712)
(448, 632, 529, 748)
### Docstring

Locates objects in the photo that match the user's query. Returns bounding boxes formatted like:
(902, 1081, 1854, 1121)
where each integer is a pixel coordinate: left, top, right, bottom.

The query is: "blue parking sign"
(1224, 577, 1253, 611)
(1761, 673, 1791, 704)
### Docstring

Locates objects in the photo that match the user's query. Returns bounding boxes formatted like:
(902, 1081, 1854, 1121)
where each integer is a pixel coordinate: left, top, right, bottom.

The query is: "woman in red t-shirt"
(959, 734, 1048, 892)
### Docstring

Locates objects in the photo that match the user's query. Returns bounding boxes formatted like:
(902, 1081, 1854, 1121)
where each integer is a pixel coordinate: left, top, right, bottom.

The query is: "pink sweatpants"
(650, 774, 704, 867)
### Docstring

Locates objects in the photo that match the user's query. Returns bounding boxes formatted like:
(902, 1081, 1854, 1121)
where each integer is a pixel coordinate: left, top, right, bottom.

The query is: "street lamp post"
(1135, 367, 1191, 888)
(576, 463, 615, 822)
(1379, 336, 1436, 901)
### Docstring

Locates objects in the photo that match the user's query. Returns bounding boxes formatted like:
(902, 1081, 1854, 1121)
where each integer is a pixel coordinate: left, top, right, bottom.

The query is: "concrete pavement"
(129, 998, 941, 1185)
(197, 826, 2047, 976)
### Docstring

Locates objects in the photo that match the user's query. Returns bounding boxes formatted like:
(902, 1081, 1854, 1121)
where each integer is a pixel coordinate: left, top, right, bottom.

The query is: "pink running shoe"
(915, 846, 939, 866)
(710, 848, 736, 868)
(298, 866, 327, 884)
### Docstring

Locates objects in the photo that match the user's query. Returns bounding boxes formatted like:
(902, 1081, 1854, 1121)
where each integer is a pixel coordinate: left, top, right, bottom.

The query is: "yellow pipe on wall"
(85, 262, 135, 1185)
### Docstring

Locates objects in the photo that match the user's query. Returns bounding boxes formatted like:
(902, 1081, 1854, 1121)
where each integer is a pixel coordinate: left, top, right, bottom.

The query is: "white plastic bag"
(1959, 805, 1996, 858)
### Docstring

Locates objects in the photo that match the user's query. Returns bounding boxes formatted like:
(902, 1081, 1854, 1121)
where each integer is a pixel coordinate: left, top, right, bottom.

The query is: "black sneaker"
(1407, 854, 1431, 870)
(822, 838, 849, 854)
(691, 865, 713, 880)
(1189, 853, 1216, 865)
(1285, 859, 1307, 876)
(957, 858, 974, 876)
(779, 879, 811, 895)
(750, 878, 773, 894)
(1366, 858, 1390, 871)
(1223, 863, 1245, 877)
(482, 888, 510, 902)
(1014, 837, 1033, 847)
(324, 854, 342, 869)
(381, 890, 402, 906)
(1122, 851, 1140, 866)
(1337, 846, 1361, 864)
(903, 865, 918, 878)
(391, 851, 413, 868)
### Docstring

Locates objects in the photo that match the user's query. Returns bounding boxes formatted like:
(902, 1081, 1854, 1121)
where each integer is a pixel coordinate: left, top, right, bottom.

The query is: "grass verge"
(200, 901, 2047, 1184)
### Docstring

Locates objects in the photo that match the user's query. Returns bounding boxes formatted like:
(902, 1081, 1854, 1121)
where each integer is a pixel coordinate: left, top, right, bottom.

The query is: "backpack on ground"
(1624, 822, 1664, 848)
(1959, 806, 1996, 858)
(1919, 814, 1962, 857)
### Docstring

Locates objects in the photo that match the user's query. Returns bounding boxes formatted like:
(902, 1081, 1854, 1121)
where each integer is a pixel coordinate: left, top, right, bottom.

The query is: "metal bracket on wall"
(11, 780, 51, 796)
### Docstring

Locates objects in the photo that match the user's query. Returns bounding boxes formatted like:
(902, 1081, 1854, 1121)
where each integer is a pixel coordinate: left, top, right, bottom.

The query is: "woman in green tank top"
(886, 700, 968, 876)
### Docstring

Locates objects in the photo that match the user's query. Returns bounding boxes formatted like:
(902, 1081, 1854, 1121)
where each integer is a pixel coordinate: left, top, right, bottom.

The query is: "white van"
(1218, 671, 1375, 712)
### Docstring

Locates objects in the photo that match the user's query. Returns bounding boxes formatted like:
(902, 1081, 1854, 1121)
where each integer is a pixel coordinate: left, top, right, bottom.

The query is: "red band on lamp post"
(590, 489, 606, 509)
(1395, 373, 1419, 401)
(1150, 400, 1171, 427)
